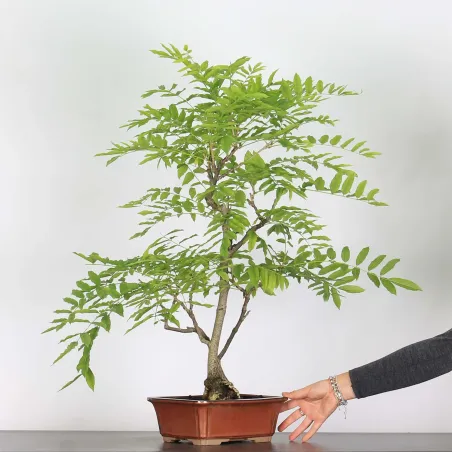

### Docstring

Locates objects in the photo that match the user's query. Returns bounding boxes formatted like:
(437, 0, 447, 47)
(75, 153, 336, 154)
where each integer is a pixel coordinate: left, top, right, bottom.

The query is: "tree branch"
(180, 300, 211, 346)
(229, 189, 268, 256)
(218, 293, 251, 360)
(164, 320, 196, 334)
(218, 143, 240, 171)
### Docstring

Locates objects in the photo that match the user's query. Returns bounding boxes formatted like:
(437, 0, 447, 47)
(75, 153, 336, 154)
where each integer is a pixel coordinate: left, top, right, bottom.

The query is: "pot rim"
(147, 394, 287, 404)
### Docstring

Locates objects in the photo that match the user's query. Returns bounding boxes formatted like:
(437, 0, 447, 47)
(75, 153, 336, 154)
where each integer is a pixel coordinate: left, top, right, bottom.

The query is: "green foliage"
(45, 44, 421, 390)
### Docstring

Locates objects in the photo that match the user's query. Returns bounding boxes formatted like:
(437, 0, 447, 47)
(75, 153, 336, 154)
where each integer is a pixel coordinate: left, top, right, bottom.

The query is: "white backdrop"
(1, 0, 451, 433)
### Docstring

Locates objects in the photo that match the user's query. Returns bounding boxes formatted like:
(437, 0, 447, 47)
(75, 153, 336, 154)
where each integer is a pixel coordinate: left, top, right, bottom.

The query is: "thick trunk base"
(203, 376, 240, 401)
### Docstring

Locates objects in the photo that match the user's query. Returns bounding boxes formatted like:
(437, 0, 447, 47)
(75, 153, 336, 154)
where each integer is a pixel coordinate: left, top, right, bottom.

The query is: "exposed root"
(203, 376, 240, 401)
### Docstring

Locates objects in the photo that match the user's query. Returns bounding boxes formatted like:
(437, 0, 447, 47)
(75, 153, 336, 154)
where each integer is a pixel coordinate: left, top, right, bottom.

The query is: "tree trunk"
(203, 284, 240, 400)
(203, 355, 239, 400)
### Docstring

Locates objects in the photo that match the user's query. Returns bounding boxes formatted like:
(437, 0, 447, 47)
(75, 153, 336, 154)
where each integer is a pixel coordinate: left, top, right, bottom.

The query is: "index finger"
(282, 387, 309, 400)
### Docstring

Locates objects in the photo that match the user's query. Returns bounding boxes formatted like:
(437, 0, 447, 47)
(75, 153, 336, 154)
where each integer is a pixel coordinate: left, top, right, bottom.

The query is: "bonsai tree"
(45, 44, 421, 400)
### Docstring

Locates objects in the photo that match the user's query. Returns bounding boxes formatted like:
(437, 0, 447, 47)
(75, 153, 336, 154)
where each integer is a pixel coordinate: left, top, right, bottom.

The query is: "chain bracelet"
(329, 375, 347, 407)
(329, 375, 348, 419)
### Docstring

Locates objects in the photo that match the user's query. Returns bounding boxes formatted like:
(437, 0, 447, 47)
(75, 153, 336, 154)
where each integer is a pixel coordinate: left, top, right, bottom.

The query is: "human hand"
(278, 379, 338, 442)
(279, 373, 355, 442)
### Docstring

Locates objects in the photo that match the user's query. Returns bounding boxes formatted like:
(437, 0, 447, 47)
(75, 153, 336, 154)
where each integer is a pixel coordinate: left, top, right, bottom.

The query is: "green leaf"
(367, 188, 379, 200)
(367, 272, 381, 288)
(59, 374, 82, 391)
(111, 304, 124, 317)
(351, 141, 366, 152)
(63, 297, 78, 307)
(53, 341, 78, 365)
(307, 135, 316, 144)
(330, 173, 343, 193)
(381, 278, 397, 295)
(260, 267, 270, 293)
(389, 278, 422, 291)
(232, 264, 244, 279)
(261, 269, 276, 295)
(332, 288, 341, 309)
(177, 164, 188, 178)
(108, 284, 121, 299)
(356, 247, 370, 265)
(267, 271, 277, 295)
(330, 135, 342, 145)
(72, 290, 85, 299)
(76, 281, 92, 292)
(84, 368, 95, 391)
(354, 180, 367, 198)
(247, 266, 260, 287)
(77, 348, 90, 374)
(182, 172, 194, 185)
(314, 177, 325, 190)
(329, 268, 349, 280)
(268, 69, 278, 85)
(217, 270, 229, 281)
(245, 151, 266, 170)
(235, 190, 247, 206)
(334, 276, 356, 286)
(340, 285, 365, 293)
(169, 104, 178, 119)
(88, 271, 101, 286)
(342, 174, 354, 195)
(304, 76, 313, 93)
(368, 255, 386, 271)
(42, 325, 59, 334)
(319, 263, 341, 275)
(80, 333, 92, 347)
(380, 259, 400, 275)
(100, 315, 111, 332)
(248, 230, 258, 251)
(293, 73, 302, 94)
(341, 138, 354, 149)
(125, 313, 154, 334)
(220, 135, 234, 152)
(341, 246, 350, 262)
(167, 314, 180, 328)
(90, 327, 100, 341)
(327, 248, 336, 259)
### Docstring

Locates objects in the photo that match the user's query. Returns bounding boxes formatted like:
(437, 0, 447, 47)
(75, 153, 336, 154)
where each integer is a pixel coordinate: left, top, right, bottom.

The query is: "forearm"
(346, 328, 452, 399)
(336, 372, 356, 401)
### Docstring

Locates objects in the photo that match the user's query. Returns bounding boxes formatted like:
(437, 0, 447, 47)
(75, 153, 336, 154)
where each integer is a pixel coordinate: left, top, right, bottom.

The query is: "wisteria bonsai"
(45, 44, 421, 401)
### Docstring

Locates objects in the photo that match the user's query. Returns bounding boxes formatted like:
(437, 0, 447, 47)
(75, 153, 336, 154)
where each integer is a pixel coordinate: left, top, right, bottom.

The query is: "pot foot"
(162, 437, 179, 443)
(251, 436, 272, 443)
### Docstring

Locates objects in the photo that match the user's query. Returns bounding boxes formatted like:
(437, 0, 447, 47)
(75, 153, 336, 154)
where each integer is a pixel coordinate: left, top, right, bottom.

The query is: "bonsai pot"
(148, 394, 287, 446)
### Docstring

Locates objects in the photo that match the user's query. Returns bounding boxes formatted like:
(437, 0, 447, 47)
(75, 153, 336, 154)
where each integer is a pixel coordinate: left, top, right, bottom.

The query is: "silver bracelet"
(329, 375, 348, 407)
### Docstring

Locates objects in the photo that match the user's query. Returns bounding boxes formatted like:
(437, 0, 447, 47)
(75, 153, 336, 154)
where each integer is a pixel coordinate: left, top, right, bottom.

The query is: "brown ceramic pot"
(148, 394, 287, 446)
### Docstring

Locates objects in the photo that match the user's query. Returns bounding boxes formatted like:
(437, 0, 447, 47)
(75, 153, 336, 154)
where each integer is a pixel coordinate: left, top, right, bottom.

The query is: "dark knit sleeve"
(349, 328, 452, 399)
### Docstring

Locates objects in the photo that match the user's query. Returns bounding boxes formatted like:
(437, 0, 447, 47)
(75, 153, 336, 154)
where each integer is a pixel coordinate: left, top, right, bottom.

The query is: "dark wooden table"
(1, 431, 452, 452)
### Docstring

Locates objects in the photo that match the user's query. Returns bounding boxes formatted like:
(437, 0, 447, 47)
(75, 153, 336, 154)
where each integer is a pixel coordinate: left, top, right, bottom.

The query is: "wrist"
(336, 372, 356, 401)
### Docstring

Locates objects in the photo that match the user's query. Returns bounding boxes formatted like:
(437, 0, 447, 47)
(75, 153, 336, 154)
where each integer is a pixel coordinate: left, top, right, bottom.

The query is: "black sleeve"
(349, 328, 452, 399)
